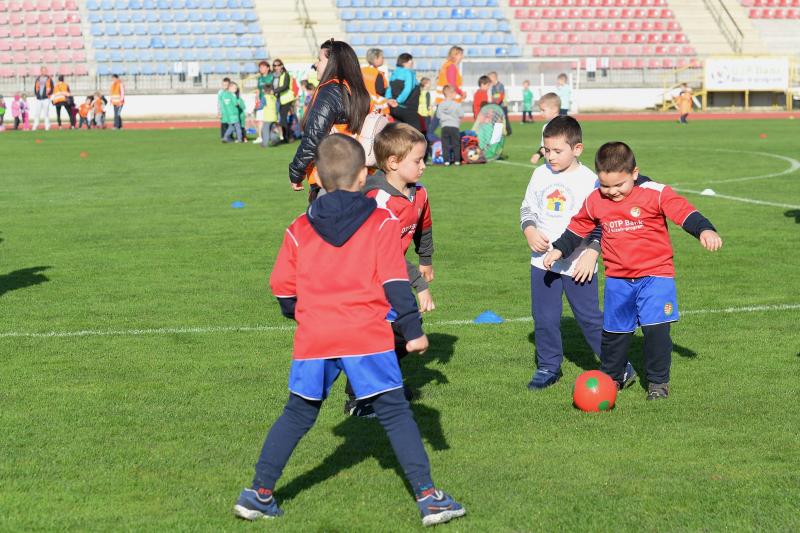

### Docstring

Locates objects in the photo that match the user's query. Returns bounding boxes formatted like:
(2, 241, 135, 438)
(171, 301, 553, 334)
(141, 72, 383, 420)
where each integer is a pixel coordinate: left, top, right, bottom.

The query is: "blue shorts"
(603, 276, 679, 333)
(288, 350, 403, 401)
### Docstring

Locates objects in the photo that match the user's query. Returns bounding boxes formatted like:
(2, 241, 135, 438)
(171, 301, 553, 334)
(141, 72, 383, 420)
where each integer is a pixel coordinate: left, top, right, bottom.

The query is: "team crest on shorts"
(664, 302, 674, 316)
(630, 206, 641, 217)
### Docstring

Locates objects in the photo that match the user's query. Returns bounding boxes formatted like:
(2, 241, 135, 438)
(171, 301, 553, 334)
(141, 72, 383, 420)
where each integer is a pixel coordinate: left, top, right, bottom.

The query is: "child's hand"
(530, 152, 541, 165)
(406, 334, 429, 355)
(524, 227, 550, 253)
(419, 265, 434, 283)
(417, 289, 436, 313)
(572, 249, 599, 283)
(387, 99, 398, 108)
(543, 249, 563, 270)
(290, 183, 304, 192)
(699, 230, 723, 251)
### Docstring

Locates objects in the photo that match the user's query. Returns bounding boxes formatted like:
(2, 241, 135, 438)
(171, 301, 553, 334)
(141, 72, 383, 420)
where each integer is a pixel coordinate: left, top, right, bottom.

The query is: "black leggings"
(55, 102, 75, 128)
(279, 103, 292, 142)
(601, 323, 672, 385)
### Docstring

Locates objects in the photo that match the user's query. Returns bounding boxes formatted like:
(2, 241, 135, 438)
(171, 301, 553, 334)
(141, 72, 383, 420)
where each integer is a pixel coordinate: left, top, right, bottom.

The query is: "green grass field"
(2, 118, 799, 532)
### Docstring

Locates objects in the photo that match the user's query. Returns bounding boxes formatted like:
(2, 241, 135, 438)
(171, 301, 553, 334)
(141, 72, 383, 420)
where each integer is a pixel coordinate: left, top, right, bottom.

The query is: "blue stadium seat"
(173, 0, 185, 7)
(94, 38, 107, 48)
(451, 8, 463, 18)
(476, 33, 489, 44)
(245, 11, 257, 21)
(223, 35, 237, 47)
(203, 11, 215, 22)
(216, 11, 230, 21)
(168, 50, 181, 61)
(462, 33, 476, 45)
(447, 34, 460, 45)
(106, 25, 119, 36)
(157, 64, 168, 75)
(140, 49, 153, 60)
(175, 12, 188, 22)
(89, 13, 101, 23)
(87, 0, 100, 8)
(185, 0, 199, 6)
(91, 26, 104, 37)
(214, 63, 227, 74)
(157, 0, 169, 8)
(180, 36, 193, 47)
(193, 35, 206, 46)
(484, 20, 497, 32)
(121, 38, 137, 49)
(241, 0, 254, 7)
(101, 0, 113, 9)
(95, 50, 109, 61)
(228, 0, 241, 7)
(434, 34, 446, 45)
(373, 21, 387, 32)
(139, 63, 154, 75)
(146, 11, 158, 22)
(120, 25, 133, 36)
(142, 0, 155, 7)
(351, 34, 364, 46)
(97, 64, 111, 75)
(115, 0, 128, 8)
(244, 63, 258, 74)
(177, 24, 190, 35)
(223, 22, 237, 33)
(129, 0, 142, 7)
(167, 36, 181, 48)
(498, 20, 509, 32)
(110, 50, 123, 62)
(189, 11, 202, 22)
(252, 35, 264, 46)
(430, 21, 443, 31)
(132, 12, 146, 22)
(231, 11, 244, 21)
(161, 12, 174, 22)
(102, 12, 115, 22)
(337, 0, 351, 5)
(153, 49, 167, 60)
(208, 36, 222, 47)
(150, 37, 164, 48)
(162, 24, 176, 35)
(205, 24, 219, 34)
(246, 23, 259, 33)
(214, 0, 225, 7)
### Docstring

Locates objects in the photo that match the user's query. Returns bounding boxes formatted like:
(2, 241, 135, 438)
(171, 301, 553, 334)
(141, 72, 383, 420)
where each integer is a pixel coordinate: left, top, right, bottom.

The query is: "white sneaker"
(443, 162, 450, 166)
(254, 137, 262, 143)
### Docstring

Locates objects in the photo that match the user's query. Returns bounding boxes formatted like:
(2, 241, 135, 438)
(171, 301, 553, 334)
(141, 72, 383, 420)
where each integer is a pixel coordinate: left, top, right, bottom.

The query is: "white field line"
(674, 188, 800, 209)
(704, 150, 800, 184)
(1, 303, 797, 339)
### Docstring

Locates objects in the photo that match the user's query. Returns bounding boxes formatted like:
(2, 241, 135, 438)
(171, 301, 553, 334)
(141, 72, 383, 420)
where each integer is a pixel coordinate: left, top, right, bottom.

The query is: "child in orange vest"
(676, 83, 693, 124)
(92, 92, 107, 128)
(78, 96, 93, 129)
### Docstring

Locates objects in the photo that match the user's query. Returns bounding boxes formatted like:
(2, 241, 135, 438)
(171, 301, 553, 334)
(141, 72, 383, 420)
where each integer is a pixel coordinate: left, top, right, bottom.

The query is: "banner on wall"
(704, 57, 790, 91)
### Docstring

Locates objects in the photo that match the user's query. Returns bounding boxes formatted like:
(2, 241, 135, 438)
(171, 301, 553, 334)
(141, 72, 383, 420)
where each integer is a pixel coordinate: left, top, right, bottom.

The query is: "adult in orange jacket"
(32, 66, 54, 131)
(110, 74, 125, 129)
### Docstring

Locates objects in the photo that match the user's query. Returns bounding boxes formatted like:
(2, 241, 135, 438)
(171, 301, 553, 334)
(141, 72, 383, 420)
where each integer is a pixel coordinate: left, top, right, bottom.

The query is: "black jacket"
(288, 82, 349, 185)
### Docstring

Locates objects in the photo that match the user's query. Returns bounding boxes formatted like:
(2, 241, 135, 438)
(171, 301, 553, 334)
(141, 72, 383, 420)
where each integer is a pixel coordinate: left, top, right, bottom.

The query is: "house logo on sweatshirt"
(541, 184, 573, 217)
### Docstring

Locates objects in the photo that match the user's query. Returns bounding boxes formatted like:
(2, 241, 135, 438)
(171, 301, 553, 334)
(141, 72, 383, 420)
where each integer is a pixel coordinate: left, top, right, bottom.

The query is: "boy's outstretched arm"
(413, 199, 434, 281)
(378, 218, 425, 346)
(270, 226, 299, 320)
(659, 185, 723, 251)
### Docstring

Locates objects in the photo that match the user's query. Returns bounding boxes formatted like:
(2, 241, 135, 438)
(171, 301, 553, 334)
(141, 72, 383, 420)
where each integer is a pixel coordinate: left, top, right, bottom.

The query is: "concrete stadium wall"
(83, 88, 665, 120)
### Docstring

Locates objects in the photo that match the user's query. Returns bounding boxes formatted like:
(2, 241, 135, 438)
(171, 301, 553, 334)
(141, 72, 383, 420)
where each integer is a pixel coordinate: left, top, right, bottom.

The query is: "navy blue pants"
(252, 388, 433, 494)
(531, 266, 603, 373)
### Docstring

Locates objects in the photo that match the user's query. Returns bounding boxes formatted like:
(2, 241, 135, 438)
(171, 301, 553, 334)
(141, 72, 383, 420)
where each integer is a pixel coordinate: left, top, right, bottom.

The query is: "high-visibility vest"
(110, 79, 124, 106)
(276, 72, 296, 105)
(51, 82, 69, 104)
(361, 65, 389, 114)
(435, 60, 462, 104)
(93, 97, 104, 114)
(35, 76, 53, 98)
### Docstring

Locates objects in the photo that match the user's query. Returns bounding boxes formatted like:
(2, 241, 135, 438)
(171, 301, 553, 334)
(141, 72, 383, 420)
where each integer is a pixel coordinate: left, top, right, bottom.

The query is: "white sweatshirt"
(520, 161, 600, 275)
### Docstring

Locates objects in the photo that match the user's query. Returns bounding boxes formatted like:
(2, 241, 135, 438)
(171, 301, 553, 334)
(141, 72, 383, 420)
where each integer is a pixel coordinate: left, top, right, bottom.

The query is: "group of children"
(0, 92, 108, 130)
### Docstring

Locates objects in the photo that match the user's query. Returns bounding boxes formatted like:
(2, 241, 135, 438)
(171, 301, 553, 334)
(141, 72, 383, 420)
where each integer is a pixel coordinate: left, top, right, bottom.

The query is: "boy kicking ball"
(233, 134, 465, 527)
(545, 142, 722, 400)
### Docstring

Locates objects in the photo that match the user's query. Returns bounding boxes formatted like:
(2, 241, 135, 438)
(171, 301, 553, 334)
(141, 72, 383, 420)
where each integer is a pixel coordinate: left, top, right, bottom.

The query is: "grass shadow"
(276, 333, 458, 503)
(0, 266, 52, 297)
(784, 210, 800, 223)
(528, 318, 698, 390)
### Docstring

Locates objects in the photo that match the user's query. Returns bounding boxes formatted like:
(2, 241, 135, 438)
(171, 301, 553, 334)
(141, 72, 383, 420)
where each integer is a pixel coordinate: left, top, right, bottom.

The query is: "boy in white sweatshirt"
(520, 116, 634, 389)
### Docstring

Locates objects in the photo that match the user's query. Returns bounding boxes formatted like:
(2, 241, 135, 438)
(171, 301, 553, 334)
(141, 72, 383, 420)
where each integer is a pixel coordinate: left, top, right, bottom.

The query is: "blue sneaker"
(621, 361, 638, 389)
(527, 368, 561, 390)
(233, 488, 284, 520)
(416, 489, 466, 527)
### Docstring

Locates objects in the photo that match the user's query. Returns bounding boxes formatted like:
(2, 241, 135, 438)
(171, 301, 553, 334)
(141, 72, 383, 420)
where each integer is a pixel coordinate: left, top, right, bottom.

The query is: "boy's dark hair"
(543, 115, 582, 147)
(478, 75, 491, 87)
(595, 142, 637, 174)
(262, 84, 273, 93)
(316, 134, 366, 191)
(374, 122, 426, 172)
(222, 77, 231, 83)
(396, 53, 413, 66)
(258, 60, 268, 68)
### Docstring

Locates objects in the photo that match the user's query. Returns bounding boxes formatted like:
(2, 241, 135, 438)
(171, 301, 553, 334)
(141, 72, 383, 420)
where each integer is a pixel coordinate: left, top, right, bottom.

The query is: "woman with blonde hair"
(434, 46, 465, 104)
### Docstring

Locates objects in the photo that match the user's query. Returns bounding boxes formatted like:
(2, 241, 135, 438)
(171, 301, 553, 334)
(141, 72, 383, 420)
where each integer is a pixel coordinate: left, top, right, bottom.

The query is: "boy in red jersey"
(544, 142, 722, 400)
(233, 134, 465, 527)
(342, 122, 434, 417)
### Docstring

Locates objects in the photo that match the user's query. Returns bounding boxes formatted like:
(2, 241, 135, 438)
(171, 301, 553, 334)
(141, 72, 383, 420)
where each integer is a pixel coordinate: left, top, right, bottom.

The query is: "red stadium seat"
(40, 25, 54, 36)
(580, 33, 593, 43)
(654, 45, 666, 55)
(621, 33, 633, 43)
(69, 26, 81, 36)
(534, 20, 547, 30)
(541, 33, 555, 44)
(647, 33, 660, 43)
(53, 11, 65, 22)
(613, 20, 626, 30)
(574, 21, 587, 31)
(628, 20, 641, 31)
(592, 33, 607, 44)
(554, 33, 567, 44)
(621, 59, 634, 69)
(24, 12, 37, 24)
(628, 45, 642, 55)
(553, 20, 565, 31)
(652, 20, 665, 31)
(600, 20, 613, 31)
(526, 33, 539, 44)
(607, 33, 622, 43)
(667, 20, 680, 31)
(641, 44, 654, 55)
(520, 21, 531, 31)
(568, 33, 579, 44)
(25, 26, 39, 38)
(588, 20, 600, 31)
(648, 58, 662, 68)
(634, 33, 646, 43)
(40, 39, 54, 49)
(64, 0, 76, 9)
(674, 33, 687, 43)
(634, 58, 645, 69)
(70, 38, 83, 49)
(39, 12, 52, 23)
(54, 25, 68, 37)
(75, 65, 88, 76)
(662, 58, 674, 68)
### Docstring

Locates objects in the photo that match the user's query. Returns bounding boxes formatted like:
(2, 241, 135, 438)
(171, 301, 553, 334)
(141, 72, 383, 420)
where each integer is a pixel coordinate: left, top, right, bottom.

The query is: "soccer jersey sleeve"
(414, 191, 433, 266)
(658, 185, 716, 238)
(552, 196, 598, 258)
(270, 226, 299, 318)
(378, 215, 424, 341)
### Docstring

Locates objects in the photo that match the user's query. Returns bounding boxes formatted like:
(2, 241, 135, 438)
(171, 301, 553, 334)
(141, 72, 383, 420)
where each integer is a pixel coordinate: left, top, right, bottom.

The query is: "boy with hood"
(233, 134, 465, 527)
